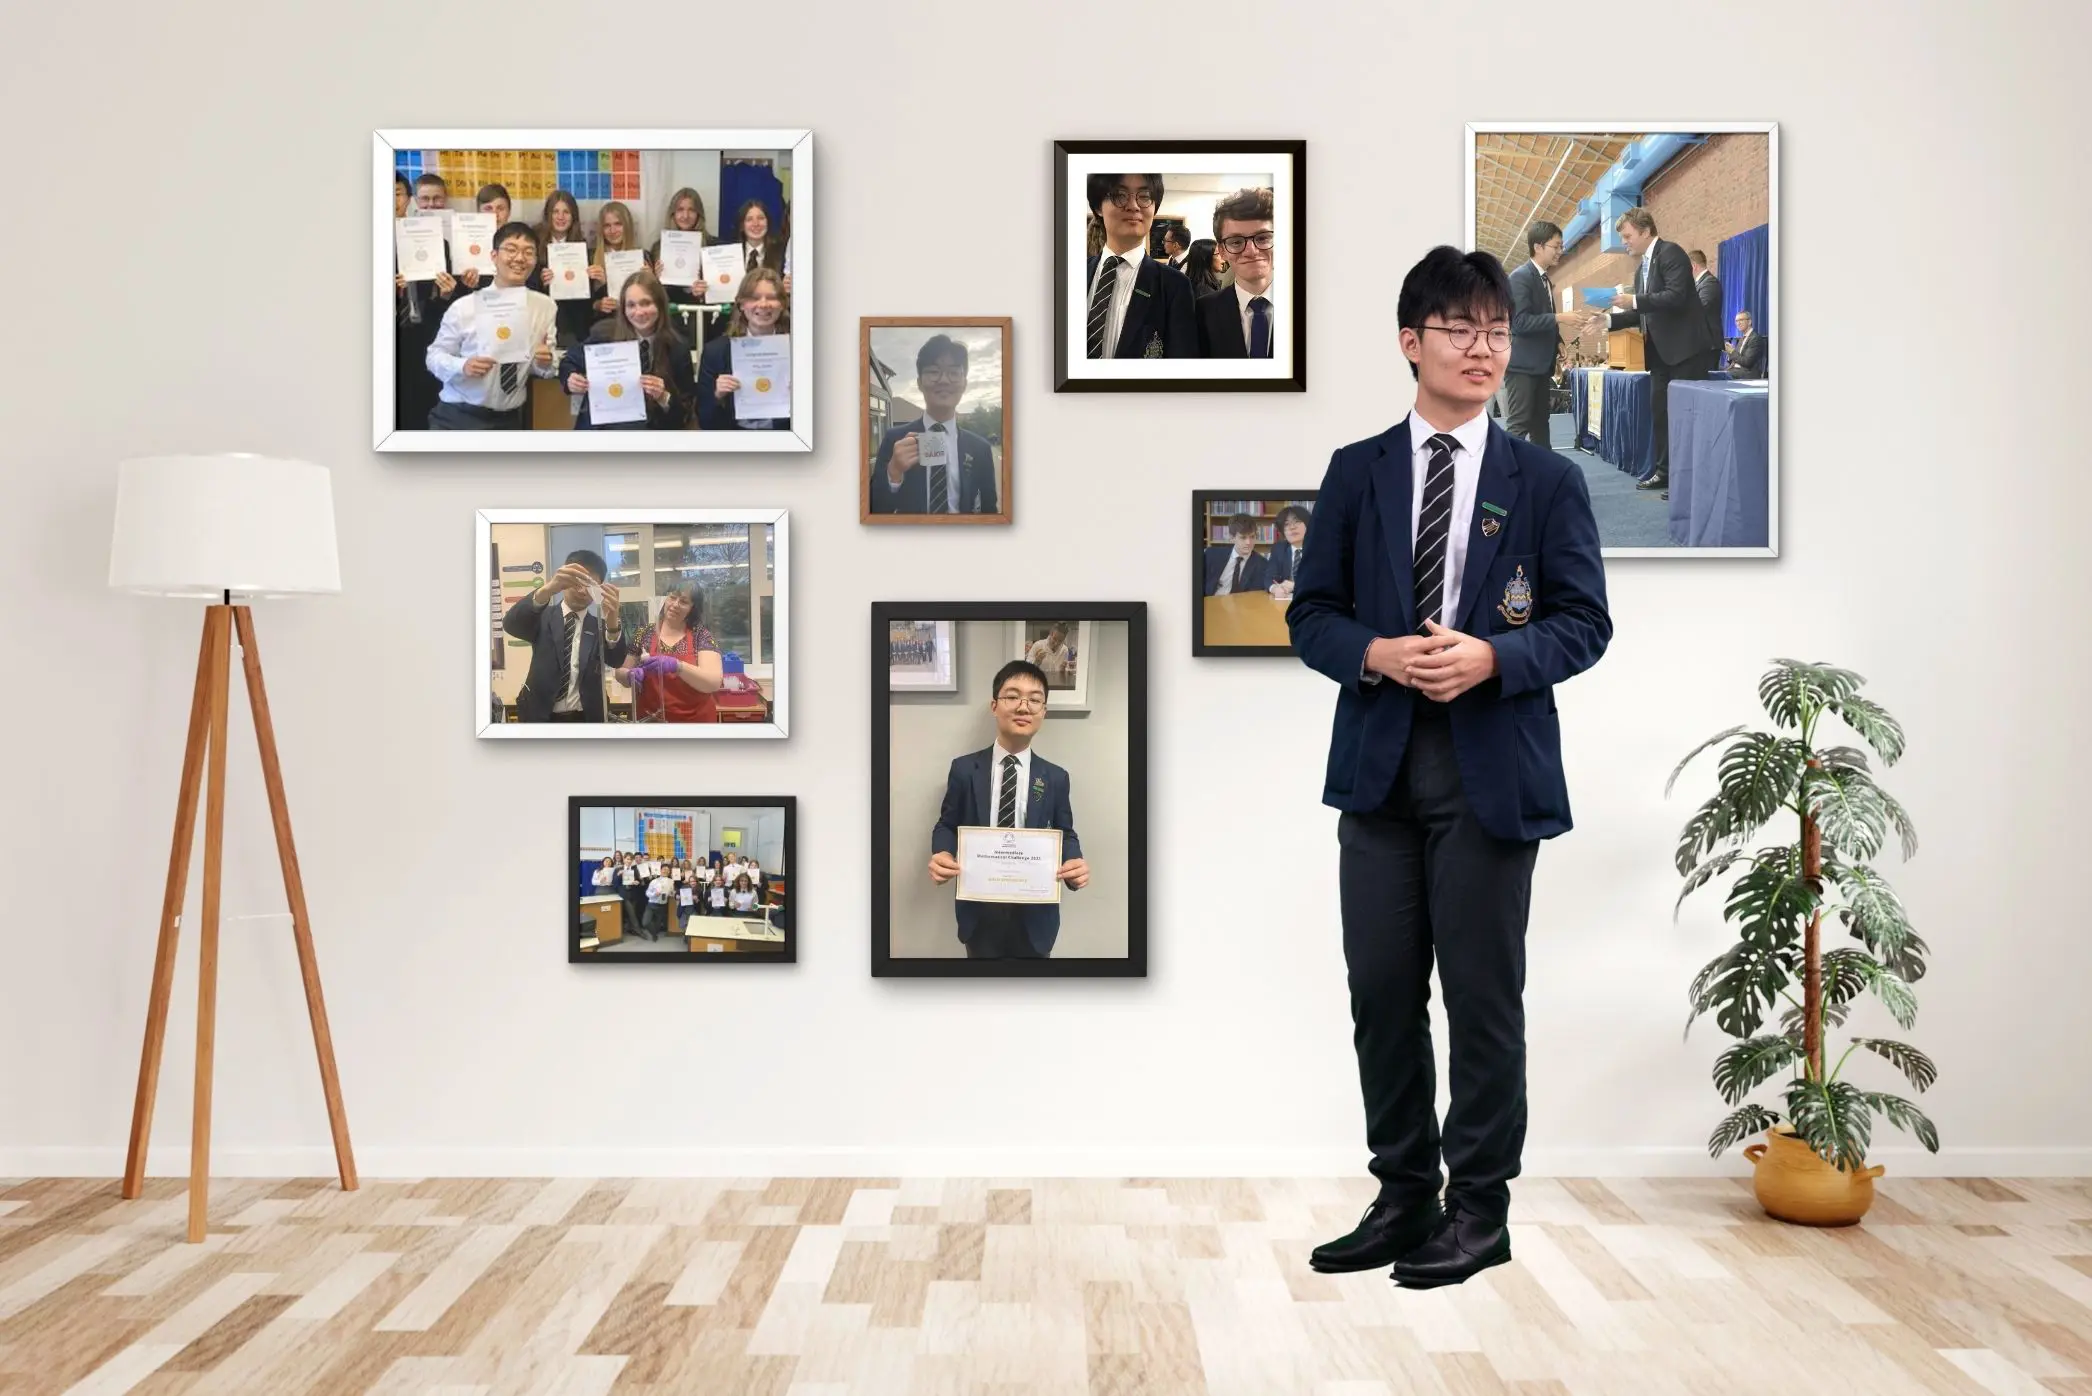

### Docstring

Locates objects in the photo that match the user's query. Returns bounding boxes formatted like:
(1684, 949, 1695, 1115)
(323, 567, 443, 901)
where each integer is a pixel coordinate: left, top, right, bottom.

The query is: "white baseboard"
(7, 1144, 2091, 1180)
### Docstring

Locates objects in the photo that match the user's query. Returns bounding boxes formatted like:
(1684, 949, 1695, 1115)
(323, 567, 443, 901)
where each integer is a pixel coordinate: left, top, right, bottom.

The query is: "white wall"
(2, 0, 2088, 1178)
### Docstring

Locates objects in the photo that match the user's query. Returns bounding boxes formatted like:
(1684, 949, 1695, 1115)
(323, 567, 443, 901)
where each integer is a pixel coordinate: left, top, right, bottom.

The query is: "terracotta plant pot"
(1743, 1125, 1884, 1226)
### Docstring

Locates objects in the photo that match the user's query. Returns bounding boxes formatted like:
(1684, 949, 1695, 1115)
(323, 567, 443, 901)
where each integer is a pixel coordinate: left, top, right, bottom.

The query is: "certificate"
(448, 212, 496, 277)
(729, 334, 791, 420)
(955, 826, 1063, 905)
(584, 341, 646, 425)
(546, 242, 591, 300)
(658, 230, 705, 289)
(476, 287, 532, 364)
(604, 248, 646, 304)
(699, 243, 745, 304)
(395, 216, 445, 282)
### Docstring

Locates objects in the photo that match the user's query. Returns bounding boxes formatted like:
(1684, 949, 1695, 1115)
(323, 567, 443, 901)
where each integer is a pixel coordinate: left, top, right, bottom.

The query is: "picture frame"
(1053, 139, 1306, 393)
(569, 796, 795, 964)
(887, 618, 958, 692)
(375, 127, 814, 453)
(1465, 121, 1778, 557)
(1191, 489, 1317, 657)
(860, 317, 1014, 525)
(475, 508, 788, 740)
(872, 602, 1148, 978)
(1004, 619, 1091, 712)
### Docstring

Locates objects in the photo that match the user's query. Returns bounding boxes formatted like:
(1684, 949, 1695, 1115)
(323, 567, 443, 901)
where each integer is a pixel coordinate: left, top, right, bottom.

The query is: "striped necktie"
(558, 607, 580, 706)
(996, 754, 1019, 827)
(1086, 256, 1123, 358)
(1413, 433, 1460, 635)
(925, 422, 949, 513)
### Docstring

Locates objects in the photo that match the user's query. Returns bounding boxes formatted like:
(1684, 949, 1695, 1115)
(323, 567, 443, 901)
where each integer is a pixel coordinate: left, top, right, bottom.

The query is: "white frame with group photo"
(888, 619, 958, 692)
(374, 126, 813, 454)
(474, 507, 789, 740)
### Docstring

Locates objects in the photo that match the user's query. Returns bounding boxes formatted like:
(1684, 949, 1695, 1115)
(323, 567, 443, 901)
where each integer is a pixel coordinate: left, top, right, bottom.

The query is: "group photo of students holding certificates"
(387, 147, 796, 437)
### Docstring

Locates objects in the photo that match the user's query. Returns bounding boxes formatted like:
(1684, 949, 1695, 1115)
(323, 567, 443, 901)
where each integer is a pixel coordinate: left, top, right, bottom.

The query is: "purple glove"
(638, 654, 681, 678)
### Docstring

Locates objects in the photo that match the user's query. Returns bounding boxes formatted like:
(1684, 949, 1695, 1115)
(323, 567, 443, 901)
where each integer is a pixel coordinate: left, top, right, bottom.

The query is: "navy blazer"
(931, 748, 1083, 956)
(1266, 539, 1306, 589)
(501, 591, 631, 723)
(1288, 418, 1611, 841)
(1085, 253, 1197, 358)
(696, 335, 788, 430)
(1202, 545, 1272, 597)
(1507, 261, 1560, 377)
(1194, 287, 1249, 358)
(558, 325, 694, 430)
(868, 417, 999, 514)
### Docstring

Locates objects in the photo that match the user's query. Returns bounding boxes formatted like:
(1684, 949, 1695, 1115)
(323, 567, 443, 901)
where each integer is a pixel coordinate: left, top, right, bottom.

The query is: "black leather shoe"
(1309, 1197, 1444, 1274)
(1391, 1209, 1511, 1289)
(1635, 473, 1668, 491)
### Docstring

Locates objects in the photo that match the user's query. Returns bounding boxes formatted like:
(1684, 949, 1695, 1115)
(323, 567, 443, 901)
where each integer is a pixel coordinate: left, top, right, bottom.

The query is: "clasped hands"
(1368, 620, 1497, 702)
(928, 850, 1090, 891)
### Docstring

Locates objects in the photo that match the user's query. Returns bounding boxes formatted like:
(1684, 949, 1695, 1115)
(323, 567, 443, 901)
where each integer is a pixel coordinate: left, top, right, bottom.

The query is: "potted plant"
(1670, 659, 1938, 1225)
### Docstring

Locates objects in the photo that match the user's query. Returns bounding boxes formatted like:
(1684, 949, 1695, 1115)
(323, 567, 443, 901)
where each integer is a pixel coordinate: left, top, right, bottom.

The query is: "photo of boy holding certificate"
(425, 221, 559, 430)
(926, 659, 1088, 959)
(698, 268, 791, 430)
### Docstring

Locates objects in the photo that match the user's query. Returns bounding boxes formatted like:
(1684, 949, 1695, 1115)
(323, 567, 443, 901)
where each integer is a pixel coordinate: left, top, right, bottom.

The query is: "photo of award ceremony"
(478, 510, 786, 739)
(570, 800, 793, 962)
(1192, 492, 1316, 656)
(380, 134, 804, 451)
(873, 604, 1147, 976)
(1468, 125, 1775, 554)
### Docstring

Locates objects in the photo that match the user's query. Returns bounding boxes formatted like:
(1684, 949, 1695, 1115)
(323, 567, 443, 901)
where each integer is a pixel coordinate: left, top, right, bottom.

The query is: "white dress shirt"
(1213, 546, 1255, 595)
(921, 413, 961, 512)
(549, 596, 591, 713)
(991, 741, 1033, 826)
(1086, 240, 1147, 356)
(427, 284, 560, 408)
(592, 866, 613, 888)
(1234, 280, 1275, 354)
(1408, 407, 1491, 629)
(647, 875, 674, 904)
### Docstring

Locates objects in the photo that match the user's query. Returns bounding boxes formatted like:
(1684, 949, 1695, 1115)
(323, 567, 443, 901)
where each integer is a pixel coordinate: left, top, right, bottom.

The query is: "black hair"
(1161, 223, 1187, 249)
(1274, 504, 1312, 536)
(394, 171, 411, 194)
(1183, 238, 1223, 297)
(991, 659, 1049, 701)
(1085, 172, 1165, 216)
(915, 333, 968, 377)
(1525, 219, 1563, 256)
(564, 549, 608, 583)
(492, 220, 539, 252)
(1396, 245, 1513, 381)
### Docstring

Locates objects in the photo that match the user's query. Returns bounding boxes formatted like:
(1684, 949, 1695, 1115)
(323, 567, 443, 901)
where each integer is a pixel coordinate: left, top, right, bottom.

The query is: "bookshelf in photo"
(394, 148, 641, 203)
(1202, 498, 1314, 548)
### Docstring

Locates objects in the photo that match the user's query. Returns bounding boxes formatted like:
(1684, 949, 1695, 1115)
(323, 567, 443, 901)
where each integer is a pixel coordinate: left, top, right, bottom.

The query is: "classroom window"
(605, 531, 642, 593)
(655, 523, 755, 661)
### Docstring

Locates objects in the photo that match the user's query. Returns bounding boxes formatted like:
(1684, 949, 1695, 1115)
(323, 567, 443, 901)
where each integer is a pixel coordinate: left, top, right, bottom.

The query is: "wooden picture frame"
(860, 317, 1013, 524)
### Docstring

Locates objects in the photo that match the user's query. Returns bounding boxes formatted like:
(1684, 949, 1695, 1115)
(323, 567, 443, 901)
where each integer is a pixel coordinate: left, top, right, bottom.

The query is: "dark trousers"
(964, 905, 1045, 959)
(1503, 372, 1552, 448)
(1646, 348, 1716, 481)
(428, 398, 527, 431)
(1337, 707, 1539, 1223)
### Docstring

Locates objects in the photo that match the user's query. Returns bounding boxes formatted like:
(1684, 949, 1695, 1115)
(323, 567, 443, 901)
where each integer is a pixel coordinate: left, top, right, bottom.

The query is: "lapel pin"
(1481, 501, 1508, 517)
(1480, 516, 1500, 537)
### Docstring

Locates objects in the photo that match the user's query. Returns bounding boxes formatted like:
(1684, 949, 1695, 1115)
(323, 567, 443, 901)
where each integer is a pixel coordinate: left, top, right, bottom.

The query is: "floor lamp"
(109, 454, 357, 1243)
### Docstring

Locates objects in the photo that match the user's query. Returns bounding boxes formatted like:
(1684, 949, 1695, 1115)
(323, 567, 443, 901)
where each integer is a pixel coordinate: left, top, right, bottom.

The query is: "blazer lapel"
(1453, 424, 1524, 633)
(1369, 419, 1417, 632)
(973, 750, 994, 829)
(1024, 761, 1048, 829)
(1117, 259, 1157, 356)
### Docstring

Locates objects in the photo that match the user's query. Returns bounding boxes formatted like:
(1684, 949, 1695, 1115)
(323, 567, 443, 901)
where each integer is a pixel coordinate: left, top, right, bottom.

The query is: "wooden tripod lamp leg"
(233, 607, 357, 1193)
(122, 611, 221, 1200)
(187, 606, 234, 1243)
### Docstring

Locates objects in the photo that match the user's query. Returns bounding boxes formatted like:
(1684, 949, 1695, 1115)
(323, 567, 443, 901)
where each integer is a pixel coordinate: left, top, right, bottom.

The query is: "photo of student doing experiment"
(1467, 124, 1775, 553)
(571, 801, 793, 963)
(377, 132, 809, 451)
(1192, 493, 1316, 656)
(874, 605, 1148, 977)
(478, 511, 787, 739)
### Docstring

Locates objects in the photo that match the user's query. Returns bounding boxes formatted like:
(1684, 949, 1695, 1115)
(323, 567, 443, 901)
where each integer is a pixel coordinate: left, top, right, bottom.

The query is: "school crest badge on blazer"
(1497, 564, 1533, 626)
(1142, 330, 1167, 358)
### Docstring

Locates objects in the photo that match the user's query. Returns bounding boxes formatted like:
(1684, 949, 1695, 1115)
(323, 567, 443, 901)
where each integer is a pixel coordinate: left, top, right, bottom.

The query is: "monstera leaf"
(1829, 861, 1927, 981)
(1759, 659, 1863, 729)
(1802, 765, 1890, 862)
(1851, 1037, 1938, 1093)
(1724, 849, 1819, 951)
(1714, 1036, 1803, 1105)
(1717, 732, 1808, 838)
(1829, 692, 1906, 766)
(1708, 1103, 1782, 1158)
(1709, 941, 1803, 1038)
(1861, 1092, 1939, 1152)
(1668, 723, 1749, 798)
(1785, 1078, 1871, 1171)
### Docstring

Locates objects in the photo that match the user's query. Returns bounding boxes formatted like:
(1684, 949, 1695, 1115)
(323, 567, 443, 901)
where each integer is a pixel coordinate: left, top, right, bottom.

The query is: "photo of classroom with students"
(1193, 494, 1314, 653)
(483, 517, 780, 732)
(388, 144, 795, 438)
(574, 804, 791, 959)
(1471, 128, 1773, 552)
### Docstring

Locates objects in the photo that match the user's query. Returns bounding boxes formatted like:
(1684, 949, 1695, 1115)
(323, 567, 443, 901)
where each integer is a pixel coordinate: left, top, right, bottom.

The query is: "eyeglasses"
(1106, 188, 1156, 210)
(1218, 231, 1274, 255)
(1417, 323, 1511, 352)
(919, 367, 966, 384)
(996, 694, 1046, 711)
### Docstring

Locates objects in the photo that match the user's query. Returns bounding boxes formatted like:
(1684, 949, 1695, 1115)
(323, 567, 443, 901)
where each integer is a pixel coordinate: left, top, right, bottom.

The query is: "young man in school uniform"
(500, 548, 630, 723)
(1289, 245, 1611, 1289)
(426, 221, 560, 430)
(869, 333, 1000, 515)
(1083, 173, 1196, 359)
(1194, 187, 1278, 359)
(926, 660, 1090, 959)
(1202, 514, 1271, 596)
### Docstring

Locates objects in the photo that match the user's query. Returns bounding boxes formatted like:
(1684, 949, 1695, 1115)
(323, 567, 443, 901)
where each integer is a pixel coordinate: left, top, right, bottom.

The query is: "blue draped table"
(1666, 380, 1770, 548)
(1567, 367, 1652, 479)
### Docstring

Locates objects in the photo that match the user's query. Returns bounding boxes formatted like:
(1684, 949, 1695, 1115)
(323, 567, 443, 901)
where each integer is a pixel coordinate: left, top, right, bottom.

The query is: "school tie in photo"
(1226, 554, 1246, 593)
(558, 608, 580, 705)
(1413, 432, 1459, 635)
(746, 244, 759, 271)
(1249, 295, 1272, 358)
(925, 422, 949, 514)
(997, 754, 1020, 827)
(1086, 256, 1123, 359)
(499, 362, 520, 399)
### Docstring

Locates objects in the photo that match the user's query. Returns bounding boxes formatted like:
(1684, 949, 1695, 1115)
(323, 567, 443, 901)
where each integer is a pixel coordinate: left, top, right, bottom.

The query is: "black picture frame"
(1191, 489, 1319, 658)
(871, 601, 1148, 978)
(1053, 139, 1308, 394)
(567, 796, 797, 964)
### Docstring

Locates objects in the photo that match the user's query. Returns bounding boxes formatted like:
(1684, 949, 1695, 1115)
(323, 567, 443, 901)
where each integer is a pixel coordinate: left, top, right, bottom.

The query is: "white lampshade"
(109, 455, 340, 599)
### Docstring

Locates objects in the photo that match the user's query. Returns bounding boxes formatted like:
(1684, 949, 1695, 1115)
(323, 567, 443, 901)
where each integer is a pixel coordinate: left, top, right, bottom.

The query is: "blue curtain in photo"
(718, 159, 785, 242)
(1719, 223, 1770, 341)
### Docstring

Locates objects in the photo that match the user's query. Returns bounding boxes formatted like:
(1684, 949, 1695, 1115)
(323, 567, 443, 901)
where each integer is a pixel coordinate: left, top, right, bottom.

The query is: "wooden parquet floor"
(3, 1174, 2089, 1395)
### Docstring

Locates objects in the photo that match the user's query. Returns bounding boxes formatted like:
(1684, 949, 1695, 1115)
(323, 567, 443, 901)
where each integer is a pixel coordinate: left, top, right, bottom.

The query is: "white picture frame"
(1005, 619, 1092, 714)
(888, 619, 958, 692)
(377, 127, 812, 454)
(1465, 121, 1778, 559)
(476, 508, 789, 739)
